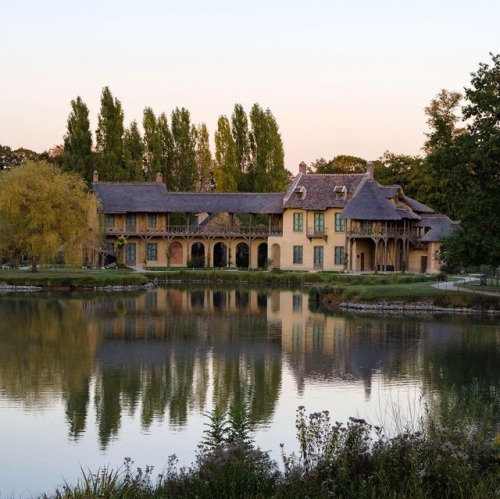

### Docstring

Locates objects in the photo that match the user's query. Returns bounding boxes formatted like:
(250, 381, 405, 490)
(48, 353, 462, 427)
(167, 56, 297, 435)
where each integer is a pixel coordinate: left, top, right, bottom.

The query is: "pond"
(0, 287, 498, 497)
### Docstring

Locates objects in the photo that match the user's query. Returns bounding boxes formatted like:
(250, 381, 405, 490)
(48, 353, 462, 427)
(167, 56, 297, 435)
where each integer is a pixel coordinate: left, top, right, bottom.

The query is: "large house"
(90, 162, 457, 273)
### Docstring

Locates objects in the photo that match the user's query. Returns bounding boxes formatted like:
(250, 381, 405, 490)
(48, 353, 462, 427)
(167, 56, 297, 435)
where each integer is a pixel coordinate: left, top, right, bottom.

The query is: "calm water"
(0, 287, 499, 497)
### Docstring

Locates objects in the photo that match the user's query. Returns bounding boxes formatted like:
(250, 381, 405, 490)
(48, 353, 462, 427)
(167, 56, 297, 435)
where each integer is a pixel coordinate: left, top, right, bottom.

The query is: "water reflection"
(0, 289, 498, 451)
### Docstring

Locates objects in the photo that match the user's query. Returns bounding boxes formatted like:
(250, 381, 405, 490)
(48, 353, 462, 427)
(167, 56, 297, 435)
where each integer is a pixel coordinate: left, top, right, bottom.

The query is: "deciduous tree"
(214, 115, 238, 192)
(95, 87, 125, 181)
(231, 104, 250, 191)
(142, 107, 162, 181)
(0, 161, 98, 271)
(170, 107, 197, 191)
(312, 155, 367, 174)
(62, 96, 95, 183)
(194, 123, 213, 192)
(123, 120, 144, 181)
(248, 104, 287, 192)
(442, 53, 500, 268)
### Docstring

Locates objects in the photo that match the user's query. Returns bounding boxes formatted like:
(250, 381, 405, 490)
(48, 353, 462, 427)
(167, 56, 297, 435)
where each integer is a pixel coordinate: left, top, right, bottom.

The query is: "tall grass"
(47, 388, 499, 498)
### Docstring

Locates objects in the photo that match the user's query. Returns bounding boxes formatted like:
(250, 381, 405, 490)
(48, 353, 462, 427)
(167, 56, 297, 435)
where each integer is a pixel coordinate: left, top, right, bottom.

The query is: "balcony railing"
(347, 227, 418, 237)
(306, 227, 327, 239)
(104, 225, 283, 237)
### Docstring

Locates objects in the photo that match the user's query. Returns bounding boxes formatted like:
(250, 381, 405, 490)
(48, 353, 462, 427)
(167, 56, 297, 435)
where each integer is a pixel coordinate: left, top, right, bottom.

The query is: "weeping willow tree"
(0, 160, 99, 270)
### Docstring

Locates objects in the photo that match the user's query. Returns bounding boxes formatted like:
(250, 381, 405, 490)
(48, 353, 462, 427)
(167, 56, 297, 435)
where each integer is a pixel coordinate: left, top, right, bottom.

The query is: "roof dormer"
(334, 185, 347, 199)
(294, 185, 307, 199)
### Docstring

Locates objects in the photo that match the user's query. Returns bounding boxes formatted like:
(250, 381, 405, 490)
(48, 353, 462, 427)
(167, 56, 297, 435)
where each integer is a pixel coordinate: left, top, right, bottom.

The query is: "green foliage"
(231, 103, 251, 191)
(312, 154, 367, 174)
(0, 161, 98, 271)
(201, 402, 254, 451)
(214, 115, 238, 192)
(431, 54, 500, 268)
(95, 87, 125, 181)
(142, 107, 162, 181)
(54, 402, 499, 498)
(62, 96, 95, 184)
(193, 123, 213, 192)
(123, 120, 144, 181)
(0, 144, 42, 170)
(248, 104, 287, 192)
(170, 107, 197, 191)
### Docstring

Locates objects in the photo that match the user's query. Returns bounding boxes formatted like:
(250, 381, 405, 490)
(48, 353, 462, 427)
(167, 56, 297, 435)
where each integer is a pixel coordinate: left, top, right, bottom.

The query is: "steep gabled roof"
(92, 182, 284, 214)
(283, 173, 366, 210)
(341, 180, 421, 221)
(402, 196, 435, 214)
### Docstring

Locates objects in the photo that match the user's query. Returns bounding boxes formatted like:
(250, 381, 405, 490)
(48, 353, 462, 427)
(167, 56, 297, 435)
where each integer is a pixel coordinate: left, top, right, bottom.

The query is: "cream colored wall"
(408, 249, 426, 273)
(427, 242, 443, 274)
(350, 239, 374, 272)
(278, 209, 347, 271)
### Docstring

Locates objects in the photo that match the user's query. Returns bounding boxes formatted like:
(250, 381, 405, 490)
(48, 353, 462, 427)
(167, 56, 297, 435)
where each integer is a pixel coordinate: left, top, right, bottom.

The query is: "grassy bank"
(44, 388, 500, 499)
(0, 268, 148, 288)
(0, 267, 436, 289)
(2, 268, 499, 310)
(310, 279, 500, 312)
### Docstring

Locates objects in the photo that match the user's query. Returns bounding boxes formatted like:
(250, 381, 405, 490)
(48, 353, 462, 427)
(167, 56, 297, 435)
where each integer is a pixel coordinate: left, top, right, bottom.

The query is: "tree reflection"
(0, 295, 99, 439)
(1, 290, 498, 451)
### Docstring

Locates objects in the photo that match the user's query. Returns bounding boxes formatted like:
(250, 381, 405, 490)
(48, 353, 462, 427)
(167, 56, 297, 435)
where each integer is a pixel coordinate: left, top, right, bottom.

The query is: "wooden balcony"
(346, 227, 417, 238)
(104, 225, 283, 238)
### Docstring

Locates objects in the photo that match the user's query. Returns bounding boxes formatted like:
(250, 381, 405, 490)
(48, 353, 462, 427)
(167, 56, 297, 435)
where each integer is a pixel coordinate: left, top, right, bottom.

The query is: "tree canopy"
(433, 54, 500, 269)
(0, 161, 99, 270)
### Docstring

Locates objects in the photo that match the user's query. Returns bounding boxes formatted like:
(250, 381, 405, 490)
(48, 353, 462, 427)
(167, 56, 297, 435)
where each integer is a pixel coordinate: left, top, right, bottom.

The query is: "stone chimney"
(156, 172, 164, 183)
(92, 170, 99, 182)
(299, 161, 307, 175)
(366, 161, 374, 179)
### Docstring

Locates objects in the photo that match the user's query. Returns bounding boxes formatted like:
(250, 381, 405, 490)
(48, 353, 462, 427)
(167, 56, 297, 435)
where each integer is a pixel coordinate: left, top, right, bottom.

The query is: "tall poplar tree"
(142, 107, 162, 181)
(231, 104, 250, 191)
(170, 107, 196, 191)
(123, 121, 144, 181)
(95, 87, 125, 181)
(194, 123, 213, 192)
(248, 104, 287, 192)
(62, 96, 94, 183)
(214, 115, 238, 192)
(158, 112, 174, 189)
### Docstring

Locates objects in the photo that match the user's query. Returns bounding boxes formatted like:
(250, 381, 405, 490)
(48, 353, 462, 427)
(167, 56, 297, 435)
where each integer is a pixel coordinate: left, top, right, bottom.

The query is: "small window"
(334, 185, 347, 199)
(334, 246, 345, 265)
(148, 214, 157, 228)
(335, 213, 345, 232)
(293, 245, 303, 264)
(126, 214, 136, 230)
(293, 213, 303, 232)
(146, 243, 158, 261)
(104, 214, 115, 227)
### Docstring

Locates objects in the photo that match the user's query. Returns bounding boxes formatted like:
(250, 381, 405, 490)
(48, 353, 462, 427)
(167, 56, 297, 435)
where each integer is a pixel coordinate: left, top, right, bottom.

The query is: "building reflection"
(0, 289, 498, 449)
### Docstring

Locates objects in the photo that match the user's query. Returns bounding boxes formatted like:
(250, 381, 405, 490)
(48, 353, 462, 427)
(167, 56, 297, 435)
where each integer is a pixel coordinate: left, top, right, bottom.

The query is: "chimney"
(366, 161, 374, 179)
(93, 170, 99, 182)
(299, 161, 307, 175)
(156, 172, 164, 183)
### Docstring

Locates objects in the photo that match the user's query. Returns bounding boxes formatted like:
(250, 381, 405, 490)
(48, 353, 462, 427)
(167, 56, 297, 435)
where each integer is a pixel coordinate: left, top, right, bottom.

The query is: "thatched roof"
(92, 182, 284, 214)
(417, 215, 460, 242)
(283, 173, 366, 210)
(341, 180, 422, 221)
(92, 182, 168, 213)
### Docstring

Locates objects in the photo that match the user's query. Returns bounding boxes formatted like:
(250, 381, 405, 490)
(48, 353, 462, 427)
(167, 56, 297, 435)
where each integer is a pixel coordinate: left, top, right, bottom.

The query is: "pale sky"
(1, 1, 498, 173)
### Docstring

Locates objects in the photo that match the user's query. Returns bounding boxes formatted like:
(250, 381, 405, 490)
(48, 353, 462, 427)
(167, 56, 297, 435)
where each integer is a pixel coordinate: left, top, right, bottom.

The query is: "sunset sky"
(1, 0, 498, 173)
